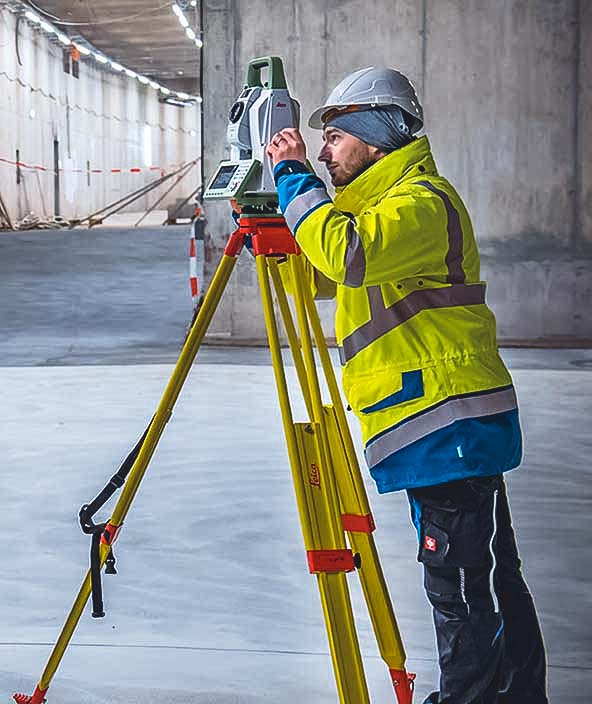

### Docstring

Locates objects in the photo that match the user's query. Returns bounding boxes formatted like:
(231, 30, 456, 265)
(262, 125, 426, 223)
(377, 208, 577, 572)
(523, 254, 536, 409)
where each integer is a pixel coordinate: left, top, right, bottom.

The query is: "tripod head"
(203, 56, 300, 208)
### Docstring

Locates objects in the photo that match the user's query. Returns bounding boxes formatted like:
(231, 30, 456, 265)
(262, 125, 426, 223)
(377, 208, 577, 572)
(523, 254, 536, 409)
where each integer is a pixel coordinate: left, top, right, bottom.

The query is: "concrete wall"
(202, 0, 591, 344)
(0, 7, 200, 223)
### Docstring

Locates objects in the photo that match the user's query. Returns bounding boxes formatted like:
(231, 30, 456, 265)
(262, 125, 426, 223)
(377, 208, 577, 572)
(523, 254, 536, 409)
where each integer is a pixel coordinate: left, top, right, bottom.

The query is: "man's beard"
(329, 144, 380, 186)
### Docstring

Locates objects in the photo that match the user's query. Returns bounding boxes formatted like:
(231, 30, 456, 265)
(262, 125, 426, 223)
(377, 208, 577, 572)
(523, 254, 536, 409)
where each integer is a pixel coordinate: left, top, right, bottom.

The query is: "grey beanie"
(326, 106, 414, 152)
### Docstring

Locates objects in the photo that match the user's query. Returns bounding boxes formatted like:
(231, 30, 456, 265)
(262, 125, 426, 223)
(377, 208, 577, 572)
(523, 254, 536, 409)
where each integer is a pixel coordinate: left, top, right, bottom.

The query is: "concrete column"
(425, 0, 578, 248)
(578, 0, 592, 244)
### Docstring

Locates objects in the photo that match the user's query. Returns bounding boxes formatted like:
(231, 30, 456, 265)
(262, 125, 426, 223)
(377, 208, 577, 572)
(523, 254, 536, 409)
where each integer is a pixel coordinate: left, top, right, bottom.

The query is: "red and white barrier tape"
(0, 155, 199, 175)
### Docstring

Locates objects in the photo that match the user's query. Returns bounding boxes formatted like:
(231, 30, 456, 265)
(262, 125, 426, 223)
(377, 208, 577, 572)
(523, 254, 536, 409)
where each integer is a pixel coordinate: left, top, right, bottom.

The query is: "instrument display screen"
(210, 164, 239, 190)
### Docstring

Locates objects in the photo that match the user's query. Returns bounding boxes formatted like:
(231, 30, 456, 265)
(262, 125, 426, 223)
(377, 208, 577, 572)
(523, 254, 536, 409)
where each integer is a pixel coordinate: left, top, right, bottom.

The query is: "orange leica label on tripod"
(309, 463, 321, 487)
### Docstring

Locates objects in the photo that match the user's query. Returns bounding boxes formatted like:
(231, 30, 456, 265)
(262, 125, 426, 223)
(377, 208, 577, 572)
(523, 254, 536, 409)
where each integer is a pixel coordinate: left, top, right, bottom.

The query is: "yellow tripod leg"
(257, 255, 370, 704)
(293, 257, 416, 704)
(16, 252, 239, 704)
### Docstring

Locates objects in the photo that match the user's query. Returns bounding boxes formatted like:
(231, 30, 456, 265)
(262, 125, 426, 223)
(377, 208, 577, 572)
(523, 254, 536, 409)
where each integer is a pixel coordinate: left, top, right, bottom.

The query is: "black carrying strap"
(79, 419, 152, 618)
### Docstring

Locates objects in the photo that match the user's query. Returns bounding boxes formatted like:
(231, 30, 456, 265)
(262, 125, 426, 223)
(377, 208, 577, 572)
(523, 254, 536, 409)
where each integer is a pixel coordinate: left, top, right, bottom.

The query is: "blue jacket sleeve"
(273, 160, 330, 215)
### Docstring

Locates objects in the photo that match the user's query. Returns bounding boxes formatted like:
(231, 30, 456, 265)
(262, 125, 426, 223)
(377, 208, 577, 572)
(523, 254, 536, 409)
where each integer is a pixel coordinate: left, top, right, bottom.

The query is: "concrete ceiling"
(27, 0, 200, 91)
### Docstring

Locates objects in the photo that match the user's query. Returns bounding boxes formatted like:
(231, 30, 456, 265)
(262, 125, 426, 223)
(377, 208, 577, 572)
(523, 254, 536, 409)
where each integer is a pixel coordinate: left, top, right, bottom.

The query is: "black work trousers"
(408, 476, 548, 704)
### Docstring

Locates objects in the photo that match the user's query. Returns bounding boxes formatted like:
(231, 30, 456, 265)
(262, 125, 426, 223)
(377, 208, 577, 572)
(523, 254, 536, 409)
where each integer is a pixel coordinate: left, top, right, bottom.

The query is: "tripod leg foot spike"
(13, 686, 48, 704)
(390, 669, 416, 704)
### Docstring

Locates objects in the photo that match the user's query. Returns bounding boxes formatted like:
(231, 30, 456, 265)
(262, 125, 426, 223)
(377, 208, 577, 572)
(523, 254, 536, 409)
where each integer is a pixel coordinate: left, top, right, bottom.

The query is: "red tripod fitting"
(390, 668, 416, 704)
(13, 685, 48, 704)
(225, 215, 300, 257)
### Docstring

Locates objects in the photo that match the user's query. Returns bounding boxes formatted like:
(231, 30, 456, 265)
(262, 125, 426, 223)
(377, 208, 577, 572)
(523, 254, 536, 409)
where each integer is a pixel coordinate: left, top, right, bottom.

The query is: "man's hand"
(266, 128, 307, 167)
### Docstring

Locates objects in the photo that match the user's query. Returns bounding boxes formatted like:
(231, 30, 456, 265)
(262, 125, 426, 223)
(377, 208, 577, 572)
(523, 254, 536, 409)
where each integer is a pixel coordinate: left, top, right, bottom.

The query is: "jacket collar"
(333, 136, 439, 213)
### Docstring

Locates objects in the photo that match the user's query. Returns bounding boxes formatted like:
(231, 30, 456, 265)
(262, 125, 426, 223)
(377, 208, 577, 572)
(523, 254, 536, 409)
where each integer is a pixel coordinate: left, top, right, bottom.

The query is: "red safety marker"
(189, 237, 199, 304)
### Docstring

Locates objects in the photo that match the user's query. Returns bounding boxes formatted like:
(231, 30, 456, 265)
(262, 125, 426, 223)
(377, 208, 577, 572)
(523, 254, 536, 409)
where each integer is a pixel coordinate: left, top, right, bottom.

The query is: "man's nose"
(318, 144, 330, 163)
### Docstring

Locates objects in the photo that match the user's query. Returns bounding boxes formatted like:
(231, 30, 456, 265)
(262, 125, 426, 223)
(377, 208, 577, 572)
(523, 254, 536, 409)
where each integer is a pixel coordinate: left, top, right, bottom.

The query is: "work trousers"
(408, 476, 548, 704)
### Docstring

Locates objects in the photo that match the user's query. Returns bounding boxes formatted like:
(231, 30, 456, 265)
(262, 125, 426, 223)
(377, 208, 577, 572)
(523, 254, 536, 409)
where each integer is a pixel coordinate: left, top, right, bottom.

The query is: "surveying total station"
(203, 56, 299, 205)
(14, 56, 415, 704)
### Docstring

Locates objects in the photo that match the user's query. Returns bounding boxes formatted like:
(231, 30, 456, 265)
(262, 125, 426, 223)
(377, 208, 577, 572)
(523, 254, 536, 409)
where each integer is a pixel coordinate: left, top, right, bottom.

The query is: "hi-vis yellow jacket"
(275, 136, 522, 491)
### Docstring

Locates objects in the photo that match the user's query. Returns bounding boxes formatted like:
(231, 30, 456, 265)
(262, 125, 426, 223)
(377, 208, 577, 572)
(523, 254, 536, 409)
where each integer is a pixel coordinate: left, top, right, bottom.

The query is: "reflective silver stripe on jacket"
(416, 180, 465, 284)
(339, 283, 486, 364)
(365, 386, 518, 468)
(343, 220, 366, 287)
(283, 187, 331, 233)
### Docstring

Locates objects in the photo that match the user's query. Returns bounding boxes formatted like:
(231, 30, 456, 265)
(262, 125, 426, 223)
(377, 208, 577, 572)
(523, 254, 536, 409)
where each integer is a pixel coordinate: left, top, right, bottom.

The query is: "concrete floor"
(1, 227, 591, 703)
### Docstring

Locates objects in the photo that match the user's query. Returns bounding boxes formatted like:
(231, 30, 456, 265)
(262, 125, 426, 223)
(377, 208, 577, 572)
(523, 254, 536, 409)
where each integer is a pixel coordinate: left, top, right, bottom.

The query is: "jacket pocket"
(359, 369, 424, 414)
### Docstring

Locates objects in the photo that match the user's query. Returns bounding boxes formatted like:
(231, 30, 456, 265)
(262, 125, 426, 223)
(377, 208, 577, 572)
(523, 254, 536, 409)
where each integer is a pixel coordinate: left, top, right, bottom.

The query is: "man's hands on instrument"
(266, 128, 307, 167)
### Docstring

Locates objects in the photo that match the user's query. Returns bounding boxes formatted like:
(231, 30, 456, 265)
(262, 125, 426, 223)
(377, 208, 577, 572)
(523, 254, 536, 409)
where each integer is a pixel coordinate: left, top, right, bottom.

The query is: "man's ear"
(369, 145, 387, 162)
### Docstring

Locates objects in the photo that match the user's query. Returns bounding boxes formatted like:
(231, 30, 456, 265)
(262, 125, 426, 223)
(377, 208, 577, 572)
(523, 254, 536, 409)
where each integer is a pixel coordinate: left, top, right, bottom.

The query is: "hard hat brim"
(308, 104, 336, 129)
(308, 103, 376, 129)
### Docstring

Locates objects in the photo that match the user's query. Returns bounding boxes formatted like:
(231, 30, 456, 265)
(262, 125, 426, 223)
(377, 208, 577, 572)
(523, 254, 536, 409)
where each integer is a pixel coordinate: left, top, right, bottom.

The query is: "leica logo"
(276, 101, 287, 107)
(309, 463, 320, 487)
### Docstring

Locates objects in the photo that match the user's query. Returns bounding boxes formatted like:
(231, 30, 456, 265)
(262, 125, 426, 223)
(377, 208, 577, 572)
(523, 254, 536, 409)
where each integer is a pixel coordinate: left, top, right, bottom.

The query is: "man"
(266, 67, 548, 704)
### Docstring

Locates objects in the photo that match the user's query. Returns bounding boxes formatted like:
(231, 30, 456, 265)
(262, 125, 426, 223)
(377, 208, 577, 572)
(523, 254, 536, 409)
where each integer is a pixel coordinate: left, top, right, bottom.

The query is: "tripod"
(14, 214, 415, 704)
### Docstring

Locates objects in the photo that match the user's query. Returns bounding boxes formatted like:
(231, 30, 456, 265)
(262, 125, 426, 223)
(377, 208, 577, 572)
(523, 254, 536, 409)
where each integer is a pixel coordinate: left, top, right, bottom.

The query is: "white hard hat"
(308, 66, 424, 133)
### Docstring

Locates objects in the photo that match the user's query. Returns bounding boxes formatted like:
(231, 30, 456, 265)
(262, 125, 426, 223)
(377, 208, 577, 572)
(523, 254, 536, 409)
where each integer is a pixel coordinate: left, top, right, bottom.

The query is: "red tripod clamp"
(390, 668, 416, 704)
(13, 685, 48, 704)
(224, 215, 301, 257)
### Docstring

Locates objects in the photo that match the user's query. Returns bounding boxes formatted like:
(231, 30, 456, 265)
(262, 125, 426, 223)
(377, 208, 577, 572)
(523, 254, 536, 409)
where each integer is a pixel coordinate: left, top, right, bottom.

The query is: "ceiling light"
(176, 91, 191, 100)
(138, 75, 150, 84)
(185, 27, 195, 40)
(111, 61, 123, 72)
(194, 38, 203, 48)
(125, 68, 137, 78)
(24, 10, 40, 23)
(57, 33, 71, 45)
(159, 86, 171, 95)
(40, 20, 54, 33)
(171, 3, 183, 17)
(149, 81, 160, 90)
(94, 53, 108, 64)
(178, 15, 189, 27)
(191, 0, 197, 5)
(161, 96, 193, 107)
(73, 43, 91, 56)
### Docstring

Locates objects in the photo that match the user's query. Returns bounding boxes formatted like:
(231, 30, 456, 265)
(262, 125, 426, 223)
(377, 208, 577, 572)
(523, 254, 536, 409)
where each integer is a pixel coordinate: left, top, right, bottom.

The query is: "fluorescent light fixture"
(176, 91, 191, 100)
(40, 20, 54, 33)
(125, 68, 137, 78)
(57, 33, 71, 45)
(159, 86, 171, 95)
(74, 43, 91, 56)
(194, 38, 203, 48)
(25, 10, 40, 23)
(178, 15, 189, 27)
(162, 96, 192, 107)
(171, 3, 183, 17)
(138, 75, 150, 84)
(94, 53, 109, 64)
(185, 27, 196, 40)
(111, 61, 123, 72)
(149, 80, 160, 90)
